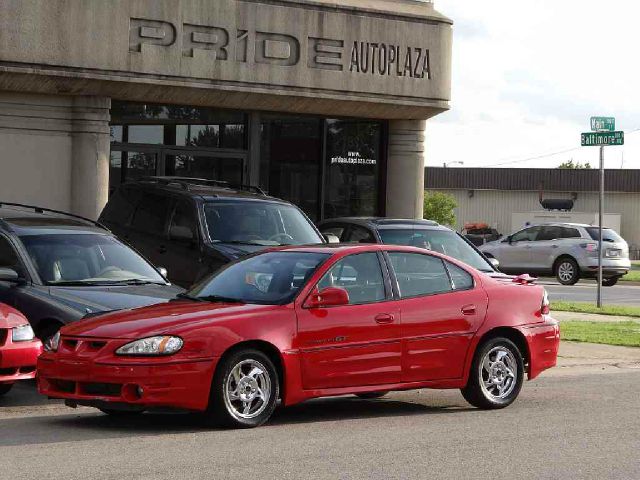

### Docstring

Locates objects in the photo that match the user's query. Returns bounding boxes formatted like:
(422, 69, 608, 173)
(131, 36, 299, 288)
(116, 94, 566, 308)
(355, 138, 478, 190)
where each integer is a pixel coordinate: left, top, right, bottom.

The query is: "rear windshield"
(204, 201, 322, 246)
(585, 228, 624, 243)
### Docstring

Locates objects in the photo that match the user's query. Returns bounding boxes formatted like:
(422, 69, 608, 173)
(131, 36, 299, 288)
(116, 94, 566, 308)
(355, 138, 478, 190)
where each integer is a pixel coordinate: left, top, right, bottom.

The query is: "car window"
(585, 227, 624, 243)
(169, 200, 198, 242)
(0, 236, 23, 274)
(345, 226, 376, 244)
(537, 226, 562, 241)
(561, 227, 581, 239)
(511, 226, 540, 242)
(388, 252, 452, 298)
(204, 201, 322, 246)
(446, 262, 474, 291)
(131, 193, 171, 235)
(320, 225, 346, 241)
(317, 253, 385, 304)
(100, 188, 140, 226)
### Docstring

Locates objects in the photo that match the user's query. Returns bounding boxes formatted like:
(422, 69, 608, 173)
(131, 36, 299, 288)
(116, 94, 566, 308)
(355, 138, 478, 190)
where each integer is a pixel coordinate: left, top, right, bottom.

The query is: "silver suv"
(479, 223, 630, 286)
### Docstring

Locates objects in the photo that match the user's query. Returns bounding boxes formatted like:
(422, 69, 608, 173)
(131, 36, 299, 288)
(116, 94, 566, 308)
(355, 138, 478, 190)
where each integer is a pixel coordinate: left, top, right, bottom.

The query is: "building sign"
(330, 151, 377, 166)
(129, 19, 431, 80)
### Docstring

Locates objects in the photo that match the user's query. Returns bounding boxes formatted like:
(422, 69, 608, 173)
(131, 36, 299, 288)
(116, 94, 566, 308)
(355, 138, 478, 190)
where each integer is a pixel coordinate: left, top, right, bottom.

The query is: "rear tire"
(204, 349, 279, 429)
(602, 276, 620, 287)
(356, 392, 388, 400)
(0, 384, 14, 396)
(461, 337, 524, 410)
(555, 258, 580, 285)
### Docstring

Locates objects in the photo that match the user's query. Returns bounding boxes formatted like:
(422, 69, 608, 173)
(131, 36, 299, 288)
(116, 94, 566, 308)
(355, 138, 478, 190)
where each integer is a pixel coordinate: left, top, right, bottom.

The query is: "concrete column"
(385, 119, 426, 219)
(70, 96, 111, 220)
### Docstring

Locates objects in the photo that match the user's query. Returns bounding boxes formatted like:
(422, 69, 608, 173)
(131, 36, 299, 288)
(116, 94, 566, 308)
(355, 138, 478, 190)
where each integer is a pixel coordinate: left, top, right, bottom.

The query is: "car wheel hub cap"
(480, 347, 517, 400)
(559, 263, 574, 281)
(223, 359, 271, 420)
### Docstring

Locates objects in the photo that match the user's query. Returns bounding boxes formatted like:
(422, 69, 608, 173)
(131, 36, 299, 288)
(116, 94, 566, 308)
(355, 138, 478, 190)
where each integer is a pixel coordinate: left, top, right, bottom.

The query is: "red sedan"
(1, 303, 43, 395)
(38, 245, 559, 428)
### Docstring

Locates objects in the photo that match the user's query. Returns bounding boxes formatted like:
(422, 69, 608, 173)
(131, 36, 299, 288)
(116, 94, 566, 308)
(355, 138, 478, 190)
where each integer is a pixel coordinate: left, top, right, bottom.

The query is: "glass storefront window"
(323, 120, 381, 218)
(176, 125, 220, 148)
(165, 153, 243, 185)
(127, 125, 164, 144)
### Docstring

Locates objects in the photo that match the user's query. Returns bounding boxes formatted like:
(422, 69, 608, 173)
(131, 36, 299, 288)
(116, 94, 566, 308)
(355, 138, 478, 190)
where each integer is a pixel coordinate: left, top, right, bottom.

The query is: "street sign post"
(581, 131, 624, 146)
(581, 117, 623, 308)
(590, 116, 615, 132)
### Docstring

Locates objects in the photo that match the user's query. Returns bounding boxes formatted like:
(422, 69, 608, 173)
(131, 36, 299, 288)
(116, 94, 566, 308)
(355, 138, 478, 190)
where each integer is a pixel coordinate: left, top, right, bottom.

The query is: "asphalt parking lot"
(542, 280, 640, 306)
(1, 355, 639, 480)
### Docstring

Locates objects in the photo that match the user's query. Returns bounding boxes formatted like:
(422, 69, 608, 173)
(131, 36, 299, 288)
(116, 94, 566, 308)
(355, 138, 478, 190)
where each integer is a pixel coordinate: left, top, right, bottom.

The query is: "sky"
(427, 0, 640, 169)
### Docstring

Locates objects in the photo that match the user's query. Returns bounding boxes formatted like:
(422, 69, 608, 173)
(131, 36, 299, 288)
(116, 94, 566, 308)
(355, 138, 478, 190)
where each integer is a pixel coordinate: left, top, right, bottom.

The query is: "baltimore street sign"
(581, 131, 624, 147)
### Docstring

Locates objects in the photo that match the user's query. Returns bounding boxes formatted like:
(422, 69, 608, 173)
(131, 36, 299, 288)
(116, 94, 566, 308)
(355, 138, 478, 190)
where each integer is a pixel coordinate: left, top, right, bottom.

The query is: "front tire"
(555, 258, 580, 285)
(205, 349, 279, 429)
(602, 276, 620, 287)
(0, 384, 13, 396)
(461, 337, 524, 410)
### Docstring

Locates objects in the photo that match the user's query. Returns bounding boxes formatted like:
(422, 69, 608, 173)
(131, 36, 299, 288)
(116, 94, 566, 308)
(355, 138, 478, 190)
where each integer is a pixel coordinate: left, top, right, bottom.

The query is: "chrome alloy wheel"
(223, 359, 272, 420)
(479, 346, 518, 400)
(558, 262, 575, 283)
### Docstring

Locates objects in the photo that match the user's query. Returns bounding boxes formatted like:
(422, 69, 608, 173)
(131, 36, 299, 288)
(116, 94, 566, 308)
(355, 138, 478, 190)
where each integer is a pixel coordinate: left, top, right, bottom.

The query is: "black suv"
(0, 203, 183, 344)
(99, 177, 326, 287)
(317, 217, 500, 275)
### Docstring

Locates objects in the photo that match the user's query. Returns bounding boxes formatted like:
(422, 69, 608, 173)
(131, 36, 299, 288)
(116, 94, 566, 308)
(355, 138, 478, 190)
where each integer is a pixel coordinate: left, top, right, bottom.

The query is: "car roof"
(319, 217, 444, 230)
(272, 243, 435, 255)
(0, 204, 107, 236)
(126, 177, 290, 204)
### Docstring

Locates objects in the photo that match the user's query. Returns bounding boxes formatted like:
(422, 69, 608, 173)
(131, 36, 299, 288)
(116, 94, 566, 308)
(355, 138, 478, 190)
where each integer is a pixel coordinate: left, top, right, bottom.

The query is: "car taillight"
(541, 290, 550, 315)
(580, 243, 598, 252)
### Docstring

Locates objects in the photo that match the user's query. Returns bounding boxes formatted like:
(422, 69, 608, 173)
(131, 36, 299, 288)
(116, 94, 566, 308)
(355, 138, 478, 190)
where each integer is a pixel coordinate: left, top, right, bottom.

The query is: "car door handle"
(461, 304, 476, 315)
(374, 314, 395, 324)
(551, 244, 559, 248)
(158, 245, 167, 254)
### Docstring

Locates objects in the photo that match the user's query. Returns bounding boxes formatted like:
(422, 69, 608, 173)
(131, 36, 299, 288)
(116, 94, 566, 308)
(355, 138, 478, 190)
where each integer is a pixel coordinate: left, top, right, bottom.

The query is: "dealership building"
(0, 0, 452, 221)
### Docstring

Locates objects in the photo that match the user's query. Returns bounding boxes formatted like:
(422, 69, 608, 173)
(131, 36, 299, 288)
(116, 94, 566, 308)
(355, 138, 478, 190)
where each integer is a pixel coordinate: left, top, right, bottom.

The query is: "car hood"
(61, 300, 286, 339)
(47, 284, 185, 316)
(0, 303, 29, 328)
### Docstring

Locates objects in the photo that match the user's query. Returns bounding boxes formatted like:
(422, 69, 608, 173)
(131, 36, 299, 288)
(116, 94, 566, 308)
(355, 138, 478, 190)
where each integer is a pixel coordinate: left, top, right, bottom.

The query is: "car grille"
(47, 379, 123, 397)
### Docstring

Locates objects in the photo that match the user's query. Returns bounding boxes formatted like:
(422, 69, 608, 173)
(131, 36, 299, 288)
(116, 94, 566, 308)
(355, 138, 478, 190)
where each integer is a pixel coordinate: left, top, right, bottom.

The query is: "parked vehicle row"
(479, 222, 630, 286)
(1, 178, 559, 429)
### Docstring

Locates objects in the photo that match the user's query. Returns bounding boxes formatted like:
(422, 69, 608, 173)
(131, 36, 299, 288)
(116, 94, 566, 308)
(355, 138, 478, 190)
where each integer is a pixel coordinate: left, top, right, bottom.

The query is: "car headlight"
(12, 324, 35, 342)
(115, 336, 183, 356)
(45, 331, 61, 352)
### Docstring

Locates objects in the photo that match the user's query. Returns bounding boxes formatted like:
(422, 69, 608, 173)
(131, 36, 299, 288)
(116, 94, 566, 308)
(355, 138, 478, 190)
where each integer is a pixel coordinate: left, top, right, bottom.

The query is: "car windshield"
(19, 233, 166, 286)
(378, 228, 494, 272)
(585, 227, 624, 243)
(204, 201, 323, 246)
(187, 251, 329, 305)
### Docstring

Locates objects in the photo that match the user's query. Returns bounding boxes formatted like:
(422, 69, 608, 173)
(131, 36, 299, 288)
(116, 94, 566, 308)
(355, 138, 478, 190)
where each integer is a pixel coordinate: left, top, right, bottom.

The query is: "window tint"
(131, 194, 170, 235)
(537, 226, 562, 241)
(320, 226, 346, 241)
(101, 188, 140, 225)
(446, 262, 474, 290)
(0, 236, 21, 271)
(317, 253, 385, 304)
(561, 227, 581, 239)
(346, 226, 376, 244)
(586, 227, 624, 243)
(388, 252, 452, 298)
(169, 200, 198, 242)
(511, 226, 540, 242)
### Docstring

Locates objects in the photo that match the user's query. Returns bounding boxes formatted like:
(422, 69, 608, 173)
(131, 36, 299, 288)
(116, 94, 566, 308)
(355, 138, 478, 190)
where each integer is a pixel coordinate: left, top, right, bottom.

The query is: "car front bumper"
(519, 317, 560, 380)
(0, 338, 42, 384)
(37, 354, 218, 411)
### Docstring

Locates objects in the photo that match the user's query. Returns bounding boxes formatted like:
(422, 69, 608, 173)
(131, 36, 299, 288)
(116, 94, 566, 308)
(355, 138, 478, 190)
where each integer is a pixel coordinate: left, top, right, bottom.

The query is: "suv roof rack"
(138, 177, 268, 196)
(0, 202, 109, 230)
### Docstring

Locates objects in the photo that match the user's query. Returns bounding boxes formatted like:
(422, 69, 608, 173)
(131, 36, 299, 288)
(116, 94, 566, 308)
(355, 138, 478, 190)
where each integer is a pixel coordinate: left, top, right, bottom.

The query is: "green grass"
(552, 301, 640, 318)
(561, 321, 640, 347)
(620, 263, 640, 282)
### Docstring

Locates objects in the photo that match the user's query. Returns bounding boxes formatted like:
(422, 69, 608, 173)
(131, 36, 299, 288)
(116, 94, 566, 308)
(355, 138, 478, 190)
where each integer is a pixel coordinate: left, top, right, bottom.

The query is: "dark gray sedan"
(0, 203, 183, 346)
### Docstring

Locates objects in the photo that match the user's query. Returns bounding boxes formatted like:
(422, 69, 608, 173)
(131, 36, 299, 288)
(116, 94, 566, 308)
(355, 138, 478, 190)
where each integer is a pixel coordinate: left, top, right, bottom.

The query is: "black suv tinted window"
(101, 188, 140, 225)
(346, 226, 375, 244)
(169, 200, 198, 242)
(131, 193, 171, 235)
(0, 236, 21, 272)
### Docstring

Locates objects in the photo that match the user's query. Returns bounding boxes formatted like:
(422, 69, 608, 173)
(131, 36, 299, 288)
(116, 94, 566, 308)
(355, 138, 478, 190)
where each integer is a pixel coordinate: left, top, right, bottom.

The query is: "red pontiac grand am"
(38, 245, 559, 428)
(1, 303, 43, 396)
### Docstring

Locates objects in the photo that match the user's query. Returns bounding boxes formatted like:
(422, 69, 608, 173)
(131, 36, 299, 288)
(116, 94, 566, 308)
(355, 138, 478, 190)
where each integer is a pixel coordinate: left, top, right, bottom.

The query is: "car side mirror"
(488, 257, 500, 269)
(304, 287, 349, 308)
(170, 225, 194, 243)
(0, 267, 22, 284)
(323, 234, 340, 244)
(157, 267, 168, 278)
(502, 235, 512, 244)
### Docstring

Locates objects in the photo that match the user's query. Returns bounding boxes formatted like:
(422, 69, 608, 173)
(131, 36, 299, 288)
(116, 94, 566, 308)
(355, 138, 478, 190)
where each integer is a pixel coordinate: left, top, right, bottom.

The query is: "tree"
(558, 159, 592, 169)
(423, 191, 457, 226)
